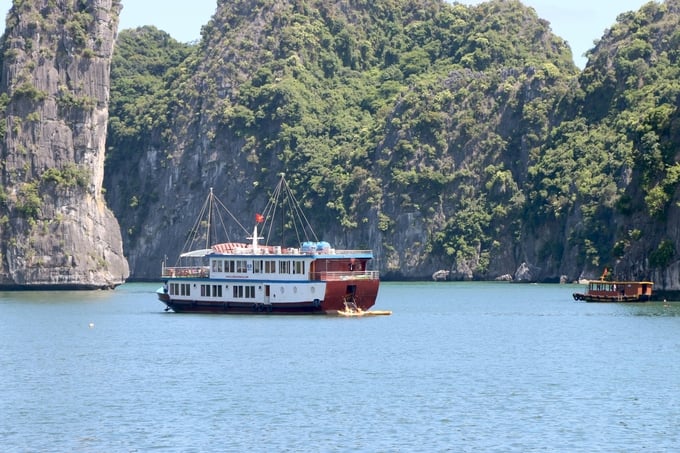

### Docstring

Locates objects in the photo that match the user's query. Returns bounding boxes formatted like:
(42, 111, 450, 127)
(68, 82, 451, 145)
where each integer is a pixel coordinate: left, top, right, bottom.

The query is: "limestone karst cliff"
(0, 0, 129, 289)
(102, 0, 680, 292)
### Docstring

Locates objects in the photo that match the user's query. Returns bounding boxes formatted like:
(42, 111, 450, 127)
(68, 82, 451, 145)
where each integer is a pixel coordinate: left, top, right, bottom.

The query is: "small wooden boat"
(572, 279, 653, 303)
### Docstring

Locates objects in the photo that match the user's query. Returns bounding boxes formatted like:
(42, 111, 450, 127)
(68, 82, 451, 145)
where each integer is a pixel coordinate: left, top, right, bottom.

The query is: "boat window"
(265, 260, 276, 273)
(236, 260, 248, 273)
(201, 284, 211, 297)
(226, 260, 235, 272)
(253, 260, 262, 274)
(232, 285, 256, 298)
(280, 261, 291, 274)
(294, 261, 304, 274)
(213, 285, 222, 297)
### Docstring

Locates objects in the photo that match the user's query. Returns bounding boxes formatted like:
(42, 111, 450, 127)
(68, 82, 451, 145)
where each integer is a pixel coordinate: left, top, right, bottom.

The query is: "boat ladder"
(343, 295, 360, 313)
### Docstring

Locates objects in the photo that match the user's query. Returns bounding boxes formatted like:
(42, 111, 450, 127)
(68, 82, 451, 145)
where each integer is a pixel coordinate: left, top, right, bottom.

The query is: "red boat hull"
(320, 279, 380, 311)
(572, 293, 651, 303)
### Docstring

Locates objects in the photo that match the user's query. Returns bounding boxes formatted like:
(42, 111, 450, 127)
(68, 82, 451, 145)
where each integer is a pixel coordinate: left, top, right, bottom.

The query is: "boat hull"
(156, 278, 380, 315)
(162, 299, 324, 314)
(572, 293, 651, 303)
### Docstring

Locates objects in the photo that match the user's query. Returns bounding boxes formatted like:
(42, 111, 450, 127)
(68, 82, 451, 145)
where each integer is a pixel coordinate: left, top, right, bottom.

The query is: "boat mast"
(206, 187, 213, 250)
(252, 224, 259, 254)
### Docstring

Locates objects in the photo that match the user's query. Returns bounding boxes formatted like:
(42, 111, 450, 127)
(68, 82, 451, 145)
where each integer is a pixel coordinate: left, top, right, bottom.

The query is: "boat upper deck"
(585, 280, 653, 297)
(161, 265, 379, 281)
(206, 242, 373, 259)
(163, 244, 378, 282)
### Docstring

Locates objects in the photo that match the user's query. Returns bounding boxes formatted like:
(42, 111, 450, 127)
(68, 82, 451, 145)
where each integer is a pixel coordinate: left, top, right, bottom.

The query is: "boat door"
(265, 285, 270, 304)
(344, 285, 358, 310)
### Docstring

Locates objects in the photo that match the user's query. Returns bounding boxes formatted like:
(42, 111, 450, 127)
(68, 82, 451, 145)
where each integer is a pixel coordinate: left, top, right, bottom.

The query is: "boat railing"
(162, 266, 210, 278)
(311, 270, 379, 281)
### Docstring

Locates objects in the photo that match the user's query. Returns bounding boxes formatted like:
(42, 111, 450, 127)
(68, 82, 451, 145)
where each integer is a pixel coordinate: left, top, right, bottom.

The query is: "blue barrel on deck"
(301, 242, 316, 253)
(316, 241, 331, 252)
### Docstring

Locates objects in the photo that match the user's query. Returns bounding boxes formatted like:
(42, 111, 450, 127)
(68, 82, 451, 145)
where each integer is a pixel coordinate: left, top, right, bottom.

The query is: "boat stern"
(321, 278, 380, 313)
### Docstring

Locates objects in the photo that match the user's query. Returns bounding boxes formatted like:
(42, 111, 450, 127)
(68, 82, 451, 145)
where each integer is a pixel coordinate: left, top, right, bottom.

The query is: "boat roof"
(206, 250, 374, 259)
(180, 248, 214, 258)
(587, 280, 653, 285)
(179, 244, 373, 259)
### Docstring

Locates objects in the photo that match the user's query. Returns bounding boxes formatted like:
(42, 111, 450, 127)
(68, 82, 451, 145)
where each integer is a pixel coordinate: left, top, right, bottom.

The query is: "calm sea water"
(1, 282, 680, 452)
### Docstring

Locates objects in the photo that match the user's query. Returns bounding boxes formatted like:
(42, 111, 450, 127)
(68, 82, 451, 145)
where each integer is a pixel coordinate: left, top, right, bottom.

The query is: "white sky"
(0, 0, 660, 68)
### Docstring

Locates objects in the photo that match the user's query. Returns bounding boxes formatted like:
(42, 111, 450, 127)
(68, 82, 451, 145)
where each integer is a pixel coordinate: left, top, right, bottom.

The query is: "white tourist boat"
(156, 176, 383, 315)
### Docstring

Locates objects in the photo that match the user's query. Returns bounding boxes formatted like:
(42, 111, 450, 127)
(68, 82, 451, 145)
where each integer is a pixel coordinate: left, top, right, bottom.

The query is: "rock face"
(514, 262, 540, 283)
(0, 0, 129, 289)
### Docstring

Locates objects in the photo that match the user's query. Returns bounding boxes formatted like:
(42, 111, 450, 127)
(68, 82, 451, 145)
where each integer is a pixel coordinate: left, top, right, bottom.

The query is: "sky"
(0, 0, 660, 68)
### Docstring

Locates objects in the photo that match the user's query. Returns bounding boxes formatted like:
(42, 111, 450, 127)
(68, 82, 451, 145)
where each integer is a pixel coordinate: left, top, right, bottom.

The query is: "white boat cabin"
(208, 254, 315, 281)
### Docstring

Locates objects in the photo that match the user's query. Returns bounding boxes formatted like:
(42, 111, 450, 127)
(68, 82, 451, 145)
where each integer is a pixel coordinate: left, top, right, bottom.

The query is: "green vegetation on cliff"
(105, 26, 193, 239)
(529, 0, 680, 275)
(107, 26, 192, 156)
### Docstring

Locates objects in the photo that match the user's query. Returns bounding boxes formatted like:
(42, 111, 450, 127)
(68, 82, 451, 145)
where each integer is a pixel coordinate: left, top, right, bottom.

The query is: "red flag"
(255, 213, 264, 223)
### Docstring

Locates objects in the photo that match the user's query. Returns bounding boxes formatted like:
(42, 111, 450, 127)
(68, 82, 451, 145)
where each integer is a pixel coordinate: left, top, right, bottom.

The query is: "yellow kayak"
(330, 309, 392, 317)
